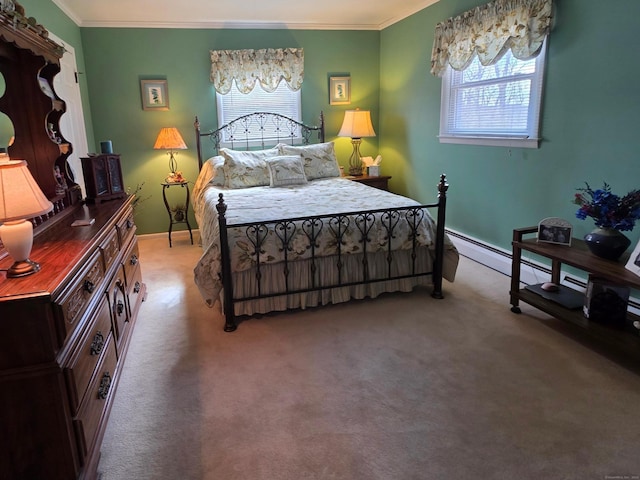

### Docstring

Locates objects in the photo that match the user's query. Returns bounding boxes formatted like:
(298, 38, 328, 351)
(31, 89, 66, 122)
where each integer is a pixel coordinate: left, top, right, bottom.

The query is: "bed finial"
(215, 193, 227, 216)
(437, 174, 449, 195)
(194, 116, 200, 132)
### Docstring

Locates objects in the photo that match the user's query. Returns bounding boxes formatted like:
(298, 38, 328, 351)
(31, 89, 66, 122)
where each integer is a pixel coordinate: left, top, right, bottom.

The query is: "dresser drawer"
(126, 262, 145, 320)
(100, 227, 120, 277)
(65, 296, 112, 413)
(74, 334, 117, 459)
(107, 265, 128, 346)
(123, 237, 141, 288)
(54, 250, 105, 342)
(116, 207, 136, 250)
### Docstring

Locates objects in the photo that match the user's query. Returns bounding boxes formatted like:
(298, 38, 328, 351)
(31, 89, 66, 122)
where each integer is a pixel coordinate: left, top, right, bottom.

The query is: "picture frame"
(140, 79, 169, 111)
(329, 76, 351, 105)
(625, 239, 640, 277)
(537, 217, 572, 246)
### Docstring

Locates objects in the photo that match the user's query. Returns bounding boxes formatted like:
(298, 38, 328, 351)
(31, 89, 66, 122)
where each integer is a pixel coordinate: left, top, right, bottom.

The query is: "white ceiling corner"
(51, 0, 440, 30)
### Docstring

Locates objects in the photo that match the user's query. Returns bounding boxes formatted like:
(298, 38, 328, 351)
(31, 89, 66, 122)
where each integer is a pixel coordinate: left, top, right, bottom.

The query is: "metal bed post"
(431, 174, 448, 299)
(216, 194, 237, 331)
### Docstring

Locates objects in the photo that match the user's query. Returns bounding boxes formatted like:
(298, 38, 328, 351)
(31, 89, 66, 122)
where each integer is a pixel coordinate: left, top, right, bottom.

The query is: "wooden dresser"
(0, 196, 146, 480)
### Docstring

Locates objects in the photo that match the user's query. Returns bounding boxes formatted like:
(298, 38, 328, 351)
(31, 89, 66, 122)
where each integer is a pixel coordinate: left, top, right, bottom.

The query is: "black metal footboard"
(216, 175, 449, 332)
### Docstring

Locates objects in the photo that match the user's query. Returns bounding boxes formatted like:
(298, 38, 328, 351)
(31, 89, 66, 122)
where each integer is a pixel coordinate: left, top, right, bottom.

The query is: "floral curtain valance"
(210, 48, 304, 94)
(430, 0, 553, 77)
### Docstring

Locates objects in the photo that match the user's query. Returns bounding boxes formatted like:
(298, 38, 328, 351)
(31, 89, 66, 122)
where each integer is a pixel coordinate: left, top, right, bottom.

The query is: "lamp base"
(348, 166, 364, 176)
(7, 259, 41, 278)
(348, 138, 364, 177)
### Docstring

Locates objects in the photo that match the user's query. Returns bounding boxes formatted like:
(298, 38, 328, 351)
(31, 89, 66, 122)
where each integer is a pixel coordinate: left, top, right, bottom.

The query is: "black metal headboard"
(194, 111, 325, 170)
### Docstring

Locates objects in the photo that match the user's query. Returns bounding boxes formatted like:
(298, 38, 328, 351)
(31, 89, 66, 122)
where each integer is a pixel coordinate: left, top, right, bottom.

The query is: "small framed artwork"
(625, 239, 640, 277)
(140, 79, 169, 111)
(537, 217, 572, 246)
(329, 76, 351, 105)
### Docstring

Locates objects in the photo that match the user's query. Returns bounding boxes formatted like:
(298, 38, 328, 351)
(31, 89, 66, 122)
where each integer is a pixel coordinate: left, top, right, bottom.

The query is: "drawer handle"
(97, 372, 112, 400)
(130, 254, 138, 266)
(134, 281, 141, 294)
(126, 219, 133, 230)
(116, 300, 124, 316)
(83, 280, 95, 293)
(90, 331, 105, 356)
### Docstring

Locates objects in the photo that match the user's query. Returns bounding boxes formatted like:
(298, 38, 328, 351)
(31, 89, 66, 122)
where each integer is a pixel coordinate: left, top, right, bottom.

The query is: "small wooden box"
(81, 154, 125, 203)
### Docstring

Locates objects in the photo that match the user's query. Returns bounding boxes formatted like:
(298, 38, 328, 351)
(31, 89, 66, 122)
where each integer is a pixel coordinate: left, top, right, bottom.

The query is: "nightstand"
(346, 174, 391, 191)
(161, 181, 194, 247)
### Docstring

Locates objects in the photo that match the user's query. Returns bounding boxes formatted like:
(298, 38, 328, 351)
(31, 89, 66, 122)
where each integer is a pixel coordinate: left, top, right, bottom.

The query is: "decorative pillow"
(278, 142, 340, 180)
(203, 155, 226, 186)
(193, 155, 224, 200)
(266, 155, 308, 187)
(220, 147, 279, 189)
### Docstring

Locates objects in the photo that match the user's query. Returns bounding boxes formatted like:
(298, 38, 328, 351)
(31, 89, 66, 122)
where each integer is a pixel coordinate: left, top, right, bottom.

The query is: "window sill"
(438, 135, 540, 149)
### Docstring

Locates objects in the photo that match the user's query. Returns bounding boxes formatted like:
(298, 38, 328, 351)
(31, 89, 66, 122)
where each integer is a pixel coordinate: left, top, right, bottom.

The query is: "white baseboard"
(138, 229, 201, 243)
(445, 228, 549, 286)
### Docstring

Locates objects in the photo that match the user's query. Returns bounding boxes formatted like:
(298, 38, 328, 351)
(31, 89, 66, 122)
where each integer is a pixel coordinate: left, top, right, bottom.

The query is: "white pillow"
(278, 142, 340, 180)
(203, 155, 225, 186)
(266, 155, 308, 187)
(220, 147, 279, 189)
(193, 155, 224, 200)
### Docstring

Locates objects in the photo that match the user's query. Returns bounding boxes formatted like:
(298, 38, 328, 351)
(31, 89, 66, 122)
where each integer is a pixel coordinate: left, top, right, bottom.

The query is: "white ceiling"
(51, 0, 440, 31)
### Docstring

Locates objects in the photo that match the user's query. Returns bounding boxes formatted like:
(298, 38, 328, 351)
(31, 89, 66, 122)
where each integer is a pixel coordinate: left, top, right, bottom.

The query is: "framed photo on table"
(625, 239, 640, 277)
(537, 217, 572, 246)
(329, 76, 351, 105)
(140, 79, 169, 111)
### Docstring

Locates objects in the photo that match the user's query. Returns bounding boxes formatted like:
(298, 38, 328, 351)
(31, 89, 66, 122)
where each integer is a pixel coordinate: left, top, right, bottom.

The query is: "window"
(439, 41, 547, 148)
(216, 81, 302, 148)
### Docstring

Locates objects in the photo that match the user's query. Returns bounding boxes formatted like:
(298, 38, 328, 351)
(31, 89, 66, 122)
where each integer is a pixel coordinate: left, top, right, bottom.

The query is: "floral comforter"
(193, 177, 458, 306)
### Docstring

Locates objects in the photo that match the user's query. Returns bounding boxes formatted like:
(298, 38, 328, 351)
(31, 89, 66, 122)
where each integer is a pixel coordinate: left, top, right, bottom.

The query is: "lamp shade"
(0, 159, 53, 222)
(153, 127, 188, 150)
(338, 109, 376, 139)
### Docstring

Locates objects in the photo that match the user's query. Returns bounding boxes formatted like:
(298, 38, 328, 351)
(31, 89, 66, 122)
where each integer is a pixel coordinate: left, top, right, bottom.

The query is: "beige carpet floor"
(98, 233, 640, 480)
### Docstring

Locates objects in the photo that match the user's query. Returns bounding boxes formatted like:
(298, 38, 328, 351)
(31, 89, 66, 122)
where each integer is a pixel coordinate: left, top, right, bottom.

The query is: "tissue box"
(368, 165, 380, 176)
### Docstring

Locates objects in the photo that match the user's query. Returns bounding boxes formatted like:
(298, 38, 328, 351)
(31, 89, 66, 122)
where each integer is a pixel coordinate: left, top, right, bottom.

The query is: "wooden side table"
(510, 226, 640, 360)
(161, 181, 194, 247)
(346, 174, 391, 191)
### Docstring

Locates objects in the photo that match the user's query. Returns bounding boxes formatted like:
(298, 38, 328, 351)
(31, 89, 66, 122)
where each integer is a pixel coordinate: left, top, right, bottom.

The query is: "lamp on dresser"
(154, 127, 188, 182)
(0, 159, 53, 277)
(338, 108, 376, 176)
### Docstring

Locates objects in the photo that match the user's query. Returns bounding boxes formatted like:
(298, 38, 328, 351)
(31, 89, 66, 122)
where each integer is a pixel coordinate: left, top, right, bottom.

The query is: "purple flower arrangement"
(574, 182, 640, 232)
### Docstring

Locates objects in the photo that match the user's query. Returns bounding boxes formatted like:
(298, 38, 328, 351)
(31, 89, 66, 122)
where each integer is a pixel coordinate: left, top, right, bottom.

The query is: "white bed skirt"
(220, 245, 458, 317)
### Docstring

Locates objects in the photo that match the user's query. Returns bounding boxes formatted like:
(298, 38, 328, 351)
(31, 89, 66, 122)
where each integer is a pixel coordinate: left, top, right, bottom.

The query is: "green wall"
(380, 0, 640, 251)
(19, 0, 640, 249)
(80, 28, 380, 234)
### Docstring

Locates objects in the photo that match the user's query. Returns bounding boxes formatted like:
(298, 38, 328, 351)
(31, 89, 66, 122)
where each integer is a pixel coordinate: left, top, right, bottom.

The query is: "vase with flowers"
(574, 182, 640, 261)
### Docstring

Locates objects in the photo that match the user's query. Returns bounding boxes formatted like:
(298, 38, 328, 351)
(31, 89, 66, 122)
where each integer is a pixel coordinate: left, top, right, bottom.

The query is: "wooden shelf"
(510, 226, 640, 360)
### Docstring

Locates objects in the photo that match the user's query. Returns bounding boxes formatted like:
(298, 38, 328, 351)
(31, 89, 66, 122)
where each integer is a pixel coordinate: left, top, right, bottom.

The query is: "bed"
(192, 112, 459, 331)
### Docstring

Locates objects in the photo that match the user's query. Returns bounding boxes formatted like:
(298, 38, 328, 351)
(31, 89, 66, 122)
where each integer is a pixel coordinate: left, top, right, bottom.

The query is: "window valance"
(430, 0, 553, 77)
(210, 48, 304, 94)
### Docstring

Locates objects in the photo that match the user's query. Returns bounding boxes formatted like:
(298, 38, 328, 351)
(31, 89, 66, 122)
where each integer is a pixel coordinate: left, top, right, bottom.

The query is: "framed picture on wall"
(140, 79, 169, 111)
(329, 76, 351, 105)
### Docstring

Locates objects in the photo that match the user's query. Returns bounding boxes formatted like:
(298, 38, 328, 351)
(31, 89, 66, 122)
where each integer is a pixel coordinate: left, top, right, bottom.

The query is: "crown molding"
(50, 0, 82, 26)
(379, 0, 440, 29)
(50, 0, 439, 31)
(78, 20, 381, 31)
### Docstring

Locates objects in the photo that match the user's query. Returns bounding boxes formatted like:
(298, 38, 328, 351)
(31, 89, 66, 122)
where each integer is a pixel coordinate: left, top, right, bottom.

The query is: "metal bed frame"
(195, 112, 448, 332)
